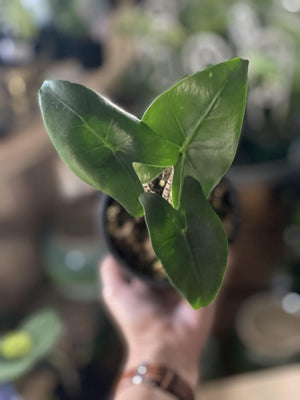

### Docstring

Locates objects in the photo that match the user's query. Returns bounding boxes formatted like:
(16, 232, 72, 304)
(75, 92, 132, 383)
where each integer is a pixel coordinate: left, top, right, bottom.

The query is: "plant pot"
(99, 176, 240, 286)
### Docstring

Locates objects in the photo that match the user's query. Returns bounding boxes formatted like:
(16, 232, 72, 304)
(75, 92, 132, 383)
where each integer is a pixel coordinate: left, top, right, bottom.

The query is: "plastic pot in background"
(232, 292, 300, 372)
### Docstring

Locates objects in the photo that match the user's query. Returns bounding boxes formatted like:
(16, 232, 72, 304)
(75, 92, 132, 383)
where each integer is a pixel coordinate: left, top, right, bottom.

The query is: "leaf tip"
(190, 295, 215, 309)
(233, 57, 249, 73)
(39, 80, 51, 94)
(38, 80, 54, 108)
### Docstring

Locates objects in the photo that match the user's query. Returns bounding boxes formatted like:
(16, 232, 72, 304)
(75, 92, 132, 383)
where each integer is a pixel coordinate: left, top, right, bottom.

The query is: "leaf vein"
(49, 90, 114, 151)
(181, 80, 228, 152)
(174, 113, 186, 141)
(191, 81, 228, 139)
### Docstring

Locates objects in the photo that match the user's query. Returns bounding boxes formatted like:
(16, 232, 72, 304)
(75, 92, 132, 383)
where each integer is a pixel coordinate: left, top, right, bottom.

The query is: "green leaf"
(142, 58, 248, 205)
(140, 177, 228, 308)
(0, 310, 62, 384)
(39, 80, 179, 216)
(133, 163, 164, 184)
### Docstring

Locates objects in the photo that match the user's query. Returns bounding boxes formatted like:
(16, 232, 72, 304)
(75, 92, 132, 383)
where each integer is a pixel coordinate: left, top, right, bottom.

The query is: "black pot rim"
(98, 194, 171, 287)
(98, 175, 240, 286)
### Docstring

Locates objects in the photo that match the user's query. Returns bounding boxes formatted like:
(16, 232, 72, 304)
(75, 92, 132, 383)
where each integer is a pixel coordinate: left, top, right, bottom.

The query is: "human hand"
(100, 255, 215, 390)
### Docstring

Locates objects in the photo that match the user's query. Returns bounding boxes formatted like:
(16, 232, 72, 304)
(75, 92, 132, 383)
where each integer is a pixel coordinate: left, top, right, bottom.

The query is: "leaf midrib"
(179, 80, 228, 154)
(182, 222, 202, 298)
(48, 89, 116, 153)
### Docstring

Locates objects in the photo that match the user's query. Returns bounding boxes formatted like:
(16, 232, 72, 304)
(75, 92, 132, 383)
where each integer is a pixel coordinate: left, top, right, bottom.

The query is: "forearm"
(100, 257, 210, 400)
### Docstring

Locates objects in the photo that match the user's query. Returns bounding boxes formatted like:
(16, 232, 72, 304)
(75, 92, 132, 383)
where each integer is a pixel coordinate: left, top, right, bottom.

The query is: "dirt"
(104, 176, 238, 283)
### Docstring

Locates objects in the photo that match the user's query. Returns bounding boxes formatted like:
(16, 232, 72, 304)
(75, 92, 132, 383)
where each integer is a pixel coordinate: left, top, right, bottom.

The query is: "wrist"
(115, 381, 175, 400)
(117, 363, 195, 400)
(125, 343, 199, 390)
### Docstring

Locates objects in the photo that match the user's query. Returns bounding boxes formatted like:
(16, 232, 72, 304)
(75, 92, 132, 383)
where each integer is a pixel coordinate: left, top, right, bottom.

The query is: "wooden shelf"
(0, 117, 54, 181)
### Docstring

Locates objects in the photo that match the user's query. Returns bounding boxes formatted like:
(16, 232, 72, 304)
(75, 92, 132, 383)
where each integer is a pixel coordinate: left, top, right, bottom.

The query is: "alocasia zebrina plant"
(39, 58, 248, 309)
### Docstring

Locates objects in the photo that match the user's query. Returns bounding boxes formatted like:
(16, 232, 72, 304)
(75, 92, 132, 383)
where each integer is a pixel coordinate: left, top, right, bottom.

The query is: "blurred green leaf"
(140, 177, 228, 308)
(181, 0, 233, 34)
(0, 310, 62, 384)
(0, 0, 38, 39)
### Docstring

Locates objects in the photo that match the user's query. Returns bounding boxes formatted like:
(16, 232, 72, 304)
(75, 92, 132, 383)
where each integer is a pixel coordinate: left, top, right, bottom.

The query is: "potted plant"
(39, 57, 248, 309)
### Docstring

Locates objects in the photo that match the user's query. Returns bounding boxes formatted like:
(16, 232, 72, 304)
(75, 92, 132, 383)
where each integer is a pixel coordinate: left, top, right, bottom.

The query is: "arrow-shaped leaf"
(142, 58, 248, 206)
(39, 80, 179, 216)
(140, 177, 228, 308)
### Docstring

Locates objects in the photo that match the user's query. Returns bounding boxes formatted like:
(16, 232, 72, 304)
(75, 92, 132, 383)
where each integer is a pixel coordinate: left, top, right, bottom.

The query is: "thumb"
(100, 255, 125, 306)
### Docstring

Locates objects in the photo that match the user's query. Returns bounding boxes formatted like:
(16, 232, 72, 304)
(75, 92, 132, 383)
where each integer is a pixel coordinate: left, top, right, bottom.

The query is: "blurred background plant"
(0, 0, 299, 399)
(113, 0, 300, 165)
(0, 310, 62, 385)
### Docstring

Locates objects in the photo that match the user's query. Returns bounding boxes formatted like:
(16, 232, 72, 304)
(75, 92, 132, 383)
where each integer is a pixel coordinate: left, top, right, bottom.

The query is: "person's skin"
(100, 255, 215, 400)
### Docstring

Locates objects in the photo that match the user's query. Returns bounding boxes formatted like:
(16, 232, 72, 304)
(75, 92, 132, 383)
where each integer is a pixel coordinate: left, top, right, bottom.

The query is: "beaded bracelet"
(116, 363, 195, 400)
